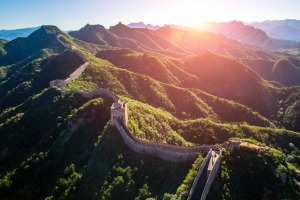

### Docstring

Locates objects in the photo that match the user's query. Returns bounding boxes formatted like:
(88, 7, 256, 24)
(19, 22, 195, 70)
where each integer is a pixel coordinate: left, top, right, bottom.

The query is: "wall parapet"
(201, 150, 222, 200)
(187, 150, 212, 200)
(114, 118, 213, 162)
(72, 88, 118, 103)
(66, 62, 89, 83)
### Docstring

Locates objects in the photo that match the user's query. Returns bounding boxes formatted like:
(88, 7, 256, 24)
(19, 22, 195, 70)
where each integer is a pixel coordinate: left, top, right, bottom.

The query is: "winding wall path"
(49, 34, 222, 199)
(49, 34, 89, 89)
(115, 118, 215, 162)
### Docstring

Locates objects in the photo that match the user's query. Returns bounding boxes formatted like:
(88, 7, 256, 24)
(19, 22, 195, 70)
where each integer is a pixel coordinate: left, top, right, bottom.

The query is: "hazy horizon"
(2, 18, 300, 32)
(1, 0, 300, 30)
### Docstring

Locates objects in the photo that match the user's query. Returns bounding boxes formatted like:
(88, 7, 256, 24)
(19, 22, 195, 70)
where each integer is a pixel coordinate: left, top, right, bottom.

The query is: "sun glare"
(160, 0, 215, 27)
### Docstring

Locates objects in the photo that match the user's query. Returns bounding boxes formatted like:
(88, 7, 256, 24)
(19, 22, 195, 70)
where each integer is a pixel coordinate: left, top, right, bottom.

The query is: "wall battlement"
(111, 100, 129, 126)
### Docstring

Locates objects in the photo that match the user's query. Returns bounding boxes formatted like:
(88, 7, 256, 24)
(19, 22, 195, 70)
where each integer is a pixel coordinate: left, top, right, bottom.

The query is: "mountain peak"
(41, 25, 63, 35)
(156, 25, 176, 35)
(24, 25, 64, 42)
(109, 22, 131, 32)
(81, 24, 107, 32)
(68, 24, 114, 46)
(1, 25, 65, 65)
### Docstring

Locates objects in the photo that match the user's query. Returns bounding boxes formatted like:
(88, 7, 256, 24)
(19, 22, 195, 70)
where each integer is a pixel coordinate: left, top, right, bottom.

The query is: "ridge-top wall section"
(114, 118, 212, 162)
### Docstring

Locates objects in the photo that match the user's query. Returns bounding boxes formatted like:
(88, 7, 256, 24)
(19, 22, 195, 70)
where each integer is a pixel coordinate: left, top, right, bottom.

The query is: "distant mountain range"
(127, 22, 188, 30)
(67, 23, 300, 89)
(3, 19, 300, 44)
(127, 22, 160, 30)
(249, 19, 300, 41)
(69, 23, 248, 58)
(0, 27, 40, 40)
(197, 21, 296, 50)
(128, 20, 299, 51)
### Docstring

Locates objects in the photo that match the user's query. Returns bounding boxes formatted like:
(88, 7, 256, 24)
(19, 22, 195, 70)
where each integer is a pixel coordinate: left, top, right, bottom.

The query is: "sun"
(157, 0, 215, 27)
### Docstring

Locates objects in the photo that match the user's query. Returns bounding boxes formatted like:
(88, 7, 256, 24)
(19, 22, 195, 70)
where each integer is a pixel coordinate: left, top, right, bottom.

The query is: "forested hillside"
(0, 25, 300, 199)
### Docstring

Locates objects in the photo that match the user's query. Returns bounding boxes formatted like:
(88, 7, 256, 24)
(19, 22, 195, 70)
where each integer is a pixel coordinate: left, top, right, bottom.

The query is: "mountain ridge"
(0, 25, 65, 65)
(0, 25, 300, 199)
(198, 21, 296, 50)
(249, 19, 300, 41)
(0, 27, 40, 40)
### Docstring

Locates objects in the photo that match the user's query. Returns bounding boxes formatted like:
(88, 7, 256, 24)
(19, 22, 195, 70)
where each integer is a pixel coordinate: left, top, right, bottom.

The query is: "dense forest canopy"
(0, 24, 300, 199)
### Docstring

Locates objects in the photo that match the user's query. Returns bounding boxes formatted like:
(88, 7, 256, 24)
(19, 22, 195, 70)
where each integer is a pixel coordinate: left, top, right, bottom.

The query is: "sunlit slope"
(69, 24, 155, 53)
(0, 25, 300, 199)
(96, 48, 200, 87)
(70, 23, 291, 62)
(199, 21, 296, 50)
(242, 56, 300, 87)
(95, 48, 278, 119)
(94, 44, 300, 133)
(183, 52, 269, 113)
(67, 53, 274, 127)
(126, 98, 300, 149)
(70, 23, 258, 58)
(96, 48, 270, 115)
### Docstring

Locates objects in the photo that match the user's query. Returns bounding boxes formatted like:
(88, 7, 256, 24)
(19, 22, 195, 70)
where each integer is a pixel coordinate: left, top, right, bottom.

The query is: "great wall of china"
(49, 33, 222, 199)
(49, 34, 89, 88)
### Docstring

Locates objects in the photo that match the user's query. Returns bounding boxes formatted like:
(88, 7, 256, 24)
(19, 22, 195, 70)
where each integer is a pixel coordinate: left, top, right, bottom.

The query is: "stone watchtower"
(110, 99, 129, 126)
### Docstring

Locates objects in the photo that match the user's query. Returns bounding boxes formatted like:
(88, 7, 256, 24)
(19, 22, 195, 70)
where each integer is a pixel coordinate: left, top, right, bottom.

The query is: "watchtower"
(49, 79, 66, 88)
(110, 99, 129, 126)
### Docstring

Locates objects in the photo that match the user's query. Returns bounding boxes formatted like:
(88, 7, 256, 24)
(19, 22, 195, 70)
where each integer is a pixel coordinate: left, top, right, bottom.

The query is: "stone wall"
(55, 34, 70, 49)
(114, 118, 213, 162)
(49, 60, 89, 88)
(70, 88, 119, 102)
(201, 150, 222, 200)
(61, 86, 212, 162)
(187, 150, 212, 200)
(49, 79, 66, 88)
(66, 62, 89, 83)
(49, 31, 221, 198)
(56, 34, 88, 62)
(49, 34, 90, 89)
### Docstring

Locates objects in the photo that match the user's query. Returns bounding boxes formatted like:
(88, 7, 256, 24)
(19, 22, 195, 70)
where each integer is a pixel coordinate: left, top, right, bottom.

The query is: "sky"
(1, 0, 300, 30)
